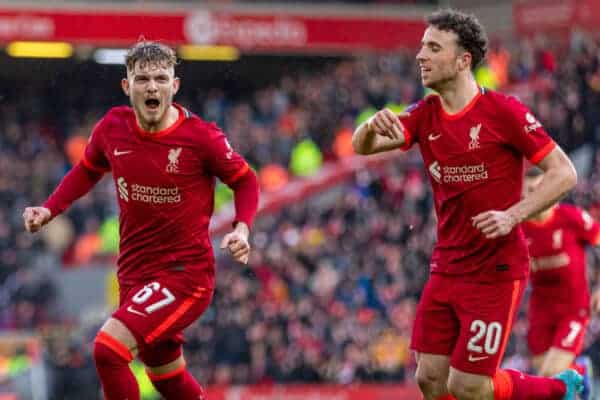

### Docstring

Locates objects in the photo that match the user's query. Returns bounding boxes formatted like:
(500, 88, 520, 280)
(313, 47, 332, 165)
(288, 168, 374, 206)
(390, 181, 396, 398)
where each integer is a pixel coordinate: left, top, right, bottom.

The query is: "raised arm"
(352, 109, 408, 155)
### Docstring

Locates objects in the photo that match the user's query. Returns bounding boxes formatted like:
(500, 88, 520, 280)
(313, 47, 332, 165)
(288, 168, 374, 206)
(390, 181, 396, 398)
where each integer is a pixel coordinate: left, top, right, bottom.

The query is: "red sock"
(148, 365, 205, 400)
(93, 332, 140, 400)
(493, 369, 566, 400)
(570, 362, 585, 376)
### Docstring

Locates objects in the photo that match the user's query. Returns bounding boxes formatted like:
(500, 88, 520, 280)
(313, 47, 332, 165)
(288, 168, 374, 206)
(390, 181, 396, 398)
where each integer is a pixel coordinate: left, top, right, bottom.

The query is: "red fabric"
(498, 369, 565, 400)
(113, 268, 214, 347)
(83, 105, 252, 287)
(42, 162, 104, 217)
(149, 368, 205, 400)
(411, 276, 525, 376)
(229, 167, 259, 228)
(94, 331, 133, 363)
(523, 204, 599, 317)
(571, 362, 586, 376)
(93, 340, 140, 400)
(398, 89, 555, 282)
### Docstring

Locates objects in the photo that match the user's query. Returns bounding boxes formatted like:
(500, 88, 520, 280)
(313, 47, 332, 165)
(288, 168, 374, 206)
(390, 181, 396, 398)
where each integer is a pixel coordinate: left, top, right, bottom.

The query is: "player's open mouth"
(145, 99, 160, 110)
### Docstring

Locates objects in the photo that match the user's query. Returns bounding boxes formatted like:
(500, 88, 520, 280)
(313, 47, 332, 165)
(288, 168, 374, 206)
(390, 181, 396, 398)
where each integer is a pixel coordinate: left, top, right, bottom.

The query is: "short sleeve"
(201, 123, 250, 185)
(398, 100, 426, 151)
(82, 117, 111, 172)
(567, 206, 600, 245)
(503, 96, 556, 164)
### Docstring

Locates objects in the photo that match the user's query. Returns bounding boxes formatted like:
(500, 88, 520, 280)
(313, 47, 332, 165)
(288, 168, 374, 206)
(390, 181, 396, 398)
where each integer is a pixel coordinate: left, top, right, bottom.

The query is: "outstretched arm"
(23, 162, 104, 233)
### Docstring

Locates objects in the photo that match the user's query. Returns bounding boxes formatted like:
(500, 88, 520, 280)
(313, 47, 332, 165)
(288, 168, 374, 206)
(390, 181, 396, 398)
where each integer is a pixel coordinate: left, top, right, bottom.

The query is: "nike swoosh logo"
(468, 354, 489, 362)
(126, 305, 146, 317)
(428, 133, 442, 141)
(114, 149, 133, 156)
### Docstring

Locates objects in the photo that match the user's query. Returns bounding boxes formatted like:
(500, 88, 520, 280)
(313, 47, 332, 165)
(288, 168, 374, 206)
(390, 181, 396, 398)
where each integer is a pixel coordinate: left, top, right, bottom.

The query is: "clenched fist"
(220, 222, 251, 264)
(367, 108, 407, 140)
(22, 207, 52, 233)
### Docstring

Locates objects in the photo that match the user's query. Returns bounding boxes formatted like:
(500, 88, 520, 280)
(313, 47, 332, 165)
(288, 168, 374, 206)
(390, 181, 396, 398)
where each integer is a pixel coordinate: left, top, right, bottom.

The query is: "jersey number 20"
(467, 320, 503, 355)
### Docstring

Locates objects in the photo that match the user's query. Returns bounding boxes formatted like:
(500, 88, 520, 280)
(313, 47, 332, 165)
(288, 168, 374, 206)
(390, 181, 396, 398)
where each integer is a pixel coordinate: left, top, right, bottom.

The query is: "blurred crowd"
(3, 32, 600, 397)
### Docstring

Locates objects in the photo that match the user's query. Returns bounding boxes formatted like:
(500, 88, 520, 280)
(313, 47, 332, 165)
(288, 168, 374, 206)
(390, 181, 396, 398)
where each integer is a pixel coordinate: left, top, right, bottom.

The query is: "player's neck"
(438, 75, 479, 116)
(136, 105, 179, 133)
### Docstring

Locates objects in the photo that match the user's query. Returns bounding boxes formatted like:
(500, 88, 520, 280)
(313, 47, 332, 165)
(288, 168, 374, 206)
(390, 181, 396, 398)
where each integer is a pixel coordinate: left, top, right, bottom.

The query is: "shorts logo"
(126, 305, 147, 317)
(166, 147, 182, 173)
(468, 123, 482, 150)
(468, 354, 489, 362)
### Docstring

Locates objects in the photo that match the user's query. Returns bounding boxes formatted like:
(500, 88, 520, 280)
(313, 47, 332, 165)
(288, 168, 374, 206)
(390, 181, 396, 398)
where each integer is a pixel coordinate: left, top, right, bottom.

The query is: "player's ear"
(459, 51, 472, 72)
(121, 78, 130, 96)
(172, 77, 181, 95)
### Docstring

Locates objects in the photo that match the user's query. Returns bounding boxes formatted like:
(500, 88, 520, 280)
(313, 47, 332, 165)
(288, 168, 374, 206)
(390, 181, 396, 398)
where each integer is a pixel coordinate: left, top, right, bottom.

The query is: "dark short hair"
(125, 41, 178, 73)
(426, 9, 488, 70)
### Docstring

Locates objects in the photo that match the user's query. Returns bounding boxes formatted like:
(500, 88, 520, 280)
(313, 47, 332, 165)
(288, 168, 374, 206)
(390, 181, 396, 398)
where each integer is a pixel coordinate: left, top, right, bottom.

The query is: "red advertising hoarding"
(205, 384, 421, 400)
(513, 0, 600, 38)
(0, 7, 425, 52)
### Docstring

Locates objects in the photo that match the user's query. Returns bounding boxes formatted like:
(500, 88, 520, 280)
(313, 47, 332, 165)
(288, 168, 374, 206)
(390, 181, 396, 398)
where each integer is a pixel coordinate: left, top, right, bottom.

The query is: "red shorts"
(113, 266, 214, 367)
(411, 274, 526, 376)
(527, 312, 589, 356)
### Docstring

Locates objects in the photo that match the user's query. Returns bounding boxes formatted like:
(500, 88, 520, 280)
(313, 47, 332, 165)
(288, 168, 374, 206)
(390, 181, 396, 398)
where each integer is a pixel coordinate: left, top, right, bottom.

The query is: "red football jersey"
(522, 204, 600, 313)
(83, 104, 250, 286)
(400, 88, 555, 282)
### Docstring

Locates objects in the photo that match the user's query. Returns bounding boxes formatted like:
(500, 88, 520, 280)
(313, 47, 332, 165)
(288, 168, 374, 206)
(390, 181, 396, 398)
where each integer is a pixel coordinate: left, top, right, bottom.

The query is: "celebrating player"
(522, 167, 598, 399)
(353, 9, 581, 400)
(22, 41, 259, 400)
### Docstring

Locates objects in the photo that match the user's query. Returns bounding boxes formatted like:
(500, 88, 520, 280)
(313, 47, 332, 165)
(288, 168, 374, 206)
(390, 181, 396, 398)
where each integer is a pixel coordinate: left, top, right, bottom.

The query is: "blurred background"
(2, 0, 600, 399)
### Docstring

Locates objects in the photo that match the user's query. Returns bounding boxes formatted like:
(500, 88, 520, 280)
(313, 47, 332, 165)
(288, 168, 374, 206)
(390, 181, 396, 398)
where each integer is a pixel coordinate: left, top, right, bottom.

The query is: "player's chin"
(421, 77, 433, 88)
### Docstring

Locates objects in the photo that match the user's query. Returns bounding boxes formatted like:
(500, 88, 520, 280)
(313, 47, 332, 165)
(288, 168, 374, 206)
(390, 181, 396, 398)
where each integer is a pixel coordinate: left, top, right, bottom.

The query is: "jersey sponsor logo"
(428, 160, 489, 184)
(530, 252, 570, 271)
(114, 149, 133, 156)
(126, 305, 147, 317)
(552, 229, 563, 249)
(166, 147, 182, 173)
(468, 123, 482, 150)
(117, 177, 129, 202)
(468, 354, 489, 362)
(117, 177, 181, 204)
(524, 112, 542, 133)
(428, 132, 442, 141)
(429, 161, 441, 183)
